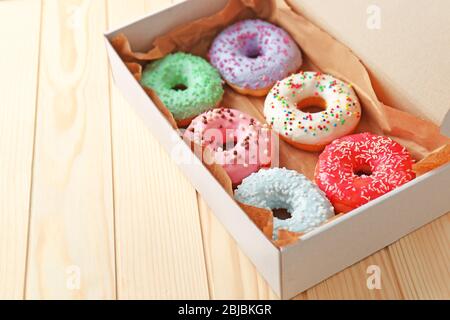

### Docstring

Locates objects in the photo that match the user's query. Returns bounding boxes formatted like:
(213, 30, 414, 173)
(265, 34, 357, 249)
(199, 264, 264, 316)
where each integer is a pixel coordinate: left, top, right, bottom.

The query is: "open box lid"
(287, 0, 450, 134)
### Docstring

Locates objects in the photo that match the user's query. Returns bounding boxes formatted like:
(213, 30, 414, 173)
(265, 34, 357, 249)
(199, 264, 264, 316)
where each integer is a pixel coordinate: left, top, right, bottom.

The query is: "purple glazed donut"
(209, 19, 303, 97)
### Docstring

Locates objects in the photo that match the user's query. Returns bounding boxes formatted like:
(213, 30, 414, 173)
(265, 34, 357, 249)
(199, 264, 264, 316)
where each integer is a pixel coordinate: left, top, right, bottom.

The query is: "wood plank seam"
(195, 193, 213, 299)
(104, 0, 119, 301)
(107, 0, 209, 299)
(23, 0, 44, 300)
(384, 249, 406, 299)
(25, 0, 117, 299)
(0, 0, 43, 299)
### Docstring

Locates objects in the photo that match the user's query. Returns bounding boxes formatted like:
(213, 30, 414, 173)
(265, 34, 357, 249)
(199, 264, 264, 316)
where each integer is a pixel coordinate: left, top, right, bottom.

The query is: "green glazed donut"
(141, 52, 224, 123)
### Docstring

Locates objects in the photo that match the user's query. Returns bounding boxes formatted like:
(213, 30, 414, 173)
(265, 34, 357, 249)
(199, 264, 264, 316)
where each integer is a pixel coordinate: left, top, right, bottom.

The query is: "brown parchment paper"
(111, 0, 450, 247)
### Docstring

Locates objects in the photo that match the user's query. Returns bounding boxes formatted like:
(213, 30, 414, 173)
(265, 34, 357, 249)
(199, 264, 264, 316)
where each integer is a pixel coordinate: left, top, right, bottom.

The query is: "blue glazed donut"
(235, 168, 334, 238)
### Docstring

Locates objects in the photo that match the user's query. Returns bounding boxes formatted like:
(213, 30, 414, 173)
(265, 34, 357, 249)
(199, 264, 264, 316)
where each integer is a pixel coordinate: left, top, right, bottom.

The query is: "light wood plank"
(26, 0, 115, 299)
(108, 0, 209, 299)
(388, 213, 450, 299)
(300, 249, 403, 300)
(0, 0, 42, 300)
(197, 197, 279, 300)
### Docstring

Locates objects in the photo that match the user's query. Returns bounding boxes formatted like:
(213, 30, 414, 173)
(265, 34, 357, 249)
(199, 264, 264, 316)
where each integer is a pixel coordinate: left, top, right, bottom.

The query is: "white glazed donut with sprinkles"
(264, 71, 362, 152)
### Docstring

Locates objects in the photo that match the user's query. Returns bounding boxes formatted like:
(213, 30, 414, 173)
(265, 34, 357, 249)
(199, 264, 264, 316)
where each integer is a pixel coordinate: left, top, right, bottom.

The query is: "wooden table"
(0, 0, 448, 300)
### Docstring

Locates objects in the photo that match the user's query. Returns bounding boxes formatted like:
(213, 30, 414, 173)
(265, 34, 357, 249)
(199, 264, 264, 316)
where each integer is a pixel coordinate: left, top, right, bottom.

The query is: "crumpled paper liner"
(238, 202, 274, 239)
(111, 0, 275, 63)
(413, 144, 450, 176)
(111, 0, 450, 248)
(237, 201, 302, 247)
(189, 141, 234, 196)
(275, 230, 304, 248)
(145, 87, 178, 129)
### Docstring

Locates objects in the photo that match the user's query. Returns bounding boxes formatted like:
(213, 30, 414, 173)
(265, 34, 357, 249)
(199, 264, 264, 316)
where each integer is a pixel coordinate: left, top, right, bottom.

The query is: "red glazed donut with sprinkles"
(315, 133, 416, 213)
(264, 71, 362, 152)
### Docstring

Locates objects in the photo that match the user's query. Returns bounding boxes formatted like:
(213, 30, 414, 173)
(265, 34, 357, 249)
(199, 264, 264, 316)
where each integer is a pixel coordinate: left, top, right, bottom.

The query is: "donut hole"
(245, 47, 262, 59)
(221, 136, 238, 151)
(211, 133, 238, 152)
(239, 35, 263, 59)
(272, 208, 292, 221)
(172, 84, 188, 91)
(297, 97, 327, 114)
(354, 165, 373, 177)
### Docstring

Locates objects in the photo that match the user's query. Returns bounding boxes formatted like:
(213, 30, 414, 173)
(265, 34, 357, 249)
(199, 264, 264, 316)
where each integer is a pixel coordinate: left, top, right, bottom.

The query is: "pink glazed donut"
(209, 19, 303, 97)
(184, 108, 272, 185)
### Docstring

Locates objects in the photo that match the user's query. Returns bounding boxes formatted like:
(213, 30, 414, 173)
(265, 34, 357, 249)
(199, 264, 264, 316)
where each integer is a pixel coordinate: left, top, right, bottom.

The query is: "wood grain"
(0, 0, 447, 300)
(197, 196, 278, 300)
(0, 0, 42, 299)
(300, 249, 403, 300)
(107, 0, 209, 299)
(388, 213, 450, 299)
(25, 0, 115, 299)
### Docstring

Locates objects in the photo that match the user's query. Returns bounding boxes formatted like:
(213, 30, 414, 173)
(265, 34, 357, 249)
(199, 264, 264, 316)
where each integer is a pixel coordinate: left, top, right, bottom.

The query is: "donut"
(235, 168, 335, 238)
(183, 108, 272, 185)
(209, 19, 303, 97)
(141, 52, 224, 127)
(264, 72, 362, 152)
(315, 133, 416, 213)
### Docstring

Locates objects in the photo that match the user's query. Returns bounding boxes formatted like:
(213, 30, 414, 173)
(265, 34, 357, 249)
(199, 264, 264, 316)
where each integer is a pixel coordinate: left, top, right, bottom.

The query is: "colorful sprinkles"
(235, 168, 335, 239)
(141, 52, 224, 121)
(209, 19, 303, 91)
(315, 133, 416, 213)
(264, 71, 362, 146)
(183, 108, 272, 185)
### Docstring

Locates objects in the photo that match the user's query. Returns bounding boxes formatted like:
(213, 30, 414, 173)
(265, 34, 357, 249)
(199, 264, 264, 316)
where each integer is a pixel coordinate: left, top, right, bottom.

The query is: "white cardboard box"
(104, 0, 450, 299)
